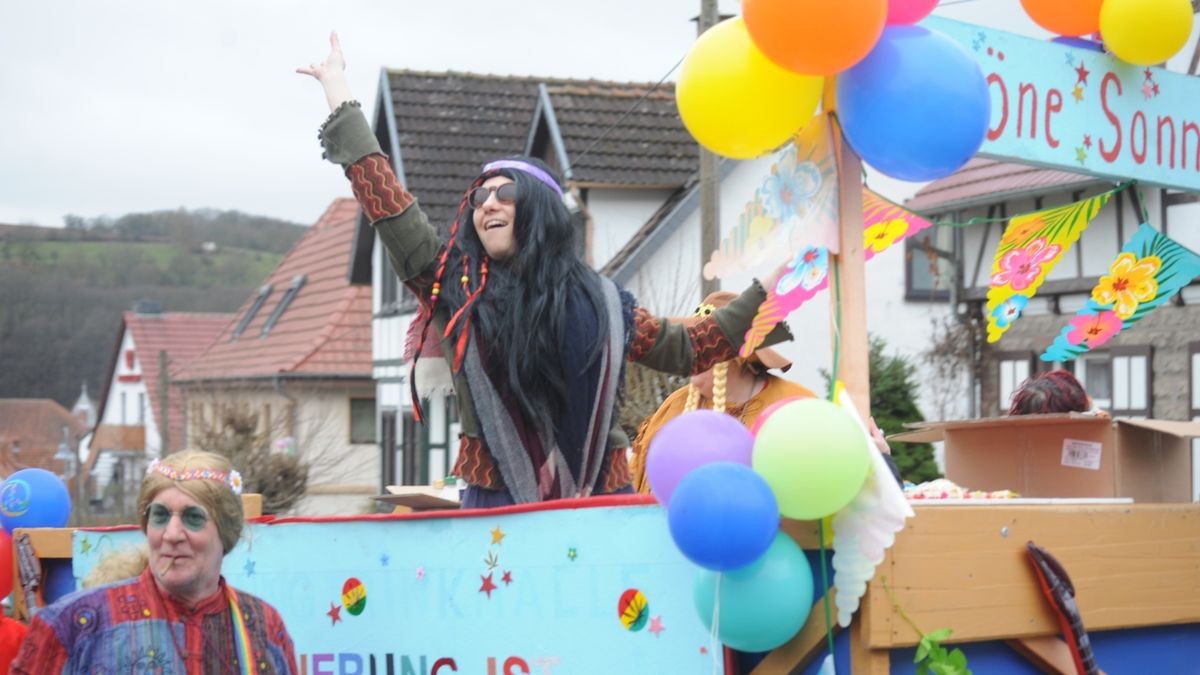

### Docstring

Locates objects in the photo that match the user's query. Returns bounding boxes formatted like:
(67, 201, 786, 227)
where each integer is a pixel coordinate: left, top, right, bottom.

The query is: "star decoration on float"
(1072, 85, 1084, 103)
(648, 615, 665, 637)
(490, 525, 506, 545)
(567, 547, 578, 561)
(326, 602, 342, 626)
(1064, 51, 1075, 67)
(415, 567, 425, 580)
(1144, 67, 1155, 82)
(244, 559, 256, 576)
(1083, 134, 1092, 150)
(1074, 62, 1089, 86)
(502, 570, 513, 586)
(380, 553, 389, 567)
(1143, 82, 1155, 100)
(479, 572, 498, 599)
(1075, 146, 1087, 165)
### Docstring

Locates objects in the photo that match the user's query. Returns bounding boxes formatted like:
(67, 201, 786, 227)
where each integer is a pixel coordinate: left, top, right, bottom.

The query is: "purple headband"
(481, 160, 564, 197)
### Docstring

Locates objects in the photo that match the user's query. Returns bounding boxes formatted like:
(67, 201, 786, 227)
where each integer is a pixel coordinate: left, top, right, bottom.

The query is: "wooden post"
(822, 80, 876, 672)
(698, 0, 721, 297)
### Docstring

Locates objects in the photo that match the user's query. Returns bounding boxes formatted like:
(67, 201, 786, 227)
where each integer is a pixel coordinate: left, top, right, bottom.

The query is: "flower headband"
(481, 159, 564, 197)
(146, 458, 244, 495)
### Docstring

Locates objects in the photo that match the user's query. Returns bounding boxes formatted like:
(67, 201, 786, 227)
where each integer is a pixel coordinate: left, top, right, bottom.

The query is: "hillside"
(0, 208, 307, 407)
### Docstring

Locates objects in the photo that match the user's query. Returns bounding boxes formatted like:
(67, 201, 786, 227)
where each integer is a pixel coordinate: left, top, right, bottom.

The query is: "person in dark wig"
(299, 34, 792, 508)
(1007, 369, 1100, 416)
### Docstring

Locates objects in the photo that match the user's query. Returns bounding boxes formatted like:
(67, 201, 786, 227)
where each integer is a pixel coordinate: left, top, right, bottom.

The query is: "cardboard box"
(890, 414, 1200, 502)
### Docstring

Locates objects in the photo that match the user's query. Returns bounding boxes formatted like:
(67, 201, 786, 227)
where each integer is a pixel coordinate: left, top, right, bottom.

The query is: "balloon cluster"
(677, 0, 991, 182)
(646, 400, 873, 652)
(1021, 0, 1194, 66)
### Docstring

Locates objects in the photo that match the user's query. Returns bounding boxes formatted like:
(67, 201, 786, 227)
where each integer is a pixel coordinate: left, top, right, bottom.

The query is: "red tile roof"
(112, 311, 234, 452)
(905, 158, 1105, 212)
(0, 399, 88, 477)
(175, 199, 372, 382)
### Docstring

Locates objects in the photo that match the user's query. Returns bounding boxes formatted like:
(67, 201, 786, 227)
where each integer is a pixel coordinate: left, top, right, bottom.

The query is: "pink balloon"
(887, 0, 938, 25)
(749, 397, 808, 437)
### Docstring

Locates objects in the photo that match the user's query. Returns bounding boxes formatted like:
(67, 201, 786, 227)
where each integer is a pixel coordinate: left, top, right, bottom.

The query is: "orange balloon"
(744, 0, 887, 76)
(1020, 0, 1103, 37)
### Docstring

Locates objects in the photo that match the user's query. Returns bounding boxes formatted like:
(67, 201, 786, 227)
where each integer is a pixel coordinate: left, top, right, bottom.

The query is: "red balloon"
(0, 530, 13, 600)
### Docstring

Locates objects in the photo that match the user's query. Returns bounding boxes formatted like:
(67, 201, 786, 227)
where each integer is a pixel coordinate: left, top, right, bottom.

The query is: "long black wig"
(433, 156, 610, 434)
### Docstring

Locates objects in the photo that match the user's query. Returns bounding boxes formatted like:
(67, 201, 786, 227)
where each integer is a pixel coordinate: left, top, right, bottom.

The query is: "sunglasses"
(146, 503, 210, 533)
(468, 183, 518, 209)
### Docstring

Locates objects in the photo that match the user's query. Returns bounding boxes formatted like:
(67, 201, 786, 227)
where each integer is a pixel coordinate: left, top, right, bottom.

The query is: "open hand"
(296, 31, 347, 83)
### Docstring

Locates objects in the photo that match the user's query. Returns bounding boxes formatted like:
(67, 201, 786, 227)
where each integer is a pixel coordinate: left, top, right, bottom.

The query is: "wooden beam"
(866, 503, 1200, 648)
(752, 589, 842, 675)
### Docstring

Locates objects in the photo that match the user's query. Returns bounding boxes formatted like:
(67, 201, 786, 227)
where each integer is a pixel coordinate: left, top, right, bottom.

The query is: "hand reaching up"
(298, 31, 354, 112)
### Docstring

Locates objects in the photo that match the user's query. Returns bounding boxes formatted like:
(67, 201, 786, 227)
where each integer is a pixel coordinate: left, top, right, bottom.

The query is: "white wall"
(99, 328, 160, 454)
(587, 188, 675, 270)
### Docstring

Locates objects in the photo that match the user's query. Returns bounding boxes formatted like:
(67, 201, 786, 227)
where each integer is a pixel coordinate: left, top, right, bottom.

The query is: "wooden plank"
(14, 527, 75, 558)
(1006, 636, 1108, 675)
(779, 517, 822, 551)
(752, 589, 842, 675)
(867, 503, 1200, 648)
(241, 492, 263, 519)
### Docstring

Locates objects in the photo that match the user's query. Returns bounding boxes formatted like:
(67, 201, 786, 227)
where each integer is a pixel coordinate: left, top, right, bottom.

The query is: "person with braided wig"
(630, 291, 816, 493)
(13, 450, 297, 674)
(299, 34, 793, 508)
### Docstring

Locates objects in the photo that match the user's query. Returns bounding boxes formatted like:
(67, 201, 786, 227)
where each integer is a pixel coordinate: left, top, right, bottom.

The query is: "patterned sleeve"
(626, 280, 793, 376)
(262, 602, 299, 674)
(10, 615, 68, 675)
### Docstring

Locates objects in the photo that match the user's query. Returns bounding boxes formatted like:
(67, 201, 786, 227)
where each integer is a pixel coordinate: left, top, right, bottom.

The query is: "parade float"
(5, 0, 1200, 673)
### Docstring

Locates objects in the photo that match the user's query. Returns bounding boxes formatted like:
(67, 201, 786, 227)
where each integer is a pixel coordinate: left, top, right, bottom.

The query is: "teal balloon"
(693, 533, 814, 652)
(752, 398, 872, 519)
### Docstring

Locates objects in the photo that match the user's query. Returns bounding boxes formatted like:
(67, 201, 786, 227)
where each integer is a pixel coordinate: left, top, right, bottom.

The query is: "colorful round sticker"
(617, 588, 648, 631)
(342, 578, 367, 616)
(0, 479, 31, 517)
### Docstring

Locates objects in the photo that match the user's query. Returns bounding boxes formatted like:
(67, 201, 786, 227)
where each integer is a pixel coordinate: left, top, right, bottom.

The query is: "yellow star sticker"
(1072, 85, 1084, 103)
(490, 525, 506, 545)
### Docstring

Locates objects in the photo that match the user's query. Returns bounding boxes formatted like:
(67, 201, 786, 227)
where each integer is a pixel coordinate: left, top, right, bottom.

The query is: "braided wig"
(437, 156, 609, 432)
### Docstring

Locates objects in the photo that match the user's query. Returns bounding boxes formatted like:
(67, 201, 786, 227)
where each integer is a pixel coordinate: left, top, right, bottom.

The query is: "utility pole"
(698, 0, 721, 297)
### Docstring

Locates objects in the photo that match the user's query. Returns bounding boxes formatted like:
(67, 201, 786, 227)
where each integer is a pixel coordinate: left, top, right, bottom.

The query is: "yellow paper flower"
(1092, 252, 1161, 319)
(863, 218, 907, 254)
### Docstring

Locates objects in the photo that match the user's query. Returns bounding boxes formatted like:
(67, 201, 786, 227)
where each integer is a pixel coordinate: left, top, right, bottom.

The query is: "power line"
(571, 55, 686, 165)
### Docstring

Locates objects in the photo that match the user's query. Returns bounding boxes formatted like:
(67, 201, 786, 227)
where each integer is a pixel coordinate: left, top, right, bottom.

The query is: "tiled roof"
(905, 158, 1105, 212)
(119, 311, 233, 452)
(384, 70, 693, 230)
(174, 198, 372, 382)
(0, 399, 88, 477)
(542, 83, 696, 186)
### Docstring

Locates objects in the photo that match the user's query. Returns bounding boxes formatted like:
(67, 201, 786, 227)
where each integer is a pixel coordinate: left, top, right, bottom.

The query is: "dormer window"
(231, 284, 273, 341)
(261, 275, 306, 337)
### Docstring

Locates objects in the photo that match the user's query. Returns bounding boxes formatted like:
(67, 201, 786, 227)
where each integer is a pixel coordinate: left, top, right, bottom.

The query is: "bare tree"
(192, 405, 309, 514)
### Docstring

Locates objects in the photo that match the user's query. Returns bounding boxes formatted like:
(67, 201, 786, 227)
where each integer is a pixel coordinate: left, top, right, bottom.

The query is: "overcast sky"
(2, 1, 1192, 228)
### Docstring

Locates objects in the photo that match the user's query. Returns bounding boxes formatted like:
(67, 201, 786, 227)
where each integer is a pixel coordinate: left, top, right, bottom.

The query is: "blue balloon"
(693, 532, 814, 652)
(667, 462, 778, 571)
(0, 468, 71, 533)
(837, 25, 990, 182)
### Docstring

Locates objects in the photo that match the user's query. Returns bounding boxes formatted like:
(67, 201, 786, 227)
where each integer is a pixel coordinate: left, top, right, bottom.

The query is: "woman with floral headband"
(12, 451, 298, 674)
(299, 34, 792, 508)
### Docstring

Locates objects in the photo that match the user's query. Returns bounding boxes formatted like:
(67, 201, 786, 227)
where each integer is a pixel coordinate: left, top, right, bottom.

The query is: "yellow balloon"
(677, 18, 823, 159)
(1100, 0, 1194, 66)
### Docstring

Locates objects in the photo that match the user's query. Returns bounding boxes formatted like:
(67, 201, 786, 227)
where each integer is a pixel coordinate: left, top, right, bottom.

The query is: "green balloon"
(751, 398, 872, 519)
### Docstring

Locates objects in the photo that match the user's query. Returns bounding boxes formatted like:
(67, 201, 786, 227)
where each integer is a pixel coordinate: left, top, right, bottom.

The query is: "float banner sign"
(926, 16, 1200, 193)
(73, 503, 722, 675)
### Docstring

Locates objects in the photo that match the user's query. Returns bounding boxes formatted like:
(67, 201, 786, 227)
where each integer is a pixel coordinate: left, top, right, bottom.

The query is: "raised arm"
(296, 31, 355, 112)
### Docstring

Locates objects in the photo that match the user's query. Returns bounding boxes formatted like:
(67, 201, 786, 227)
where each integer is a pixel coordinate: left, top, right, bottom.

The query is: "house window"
(1075, 347, 1152, 417)
(138, 393, 145, 424)
(905, 223, 954, 301)
(121, 392, 127, 425)
(997, 351, 1035, 413)
(262, 275, 306, 337)
(232, 284, 273, 341)
(379, 248, 419, 315)
(350, 398, 377, 444)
